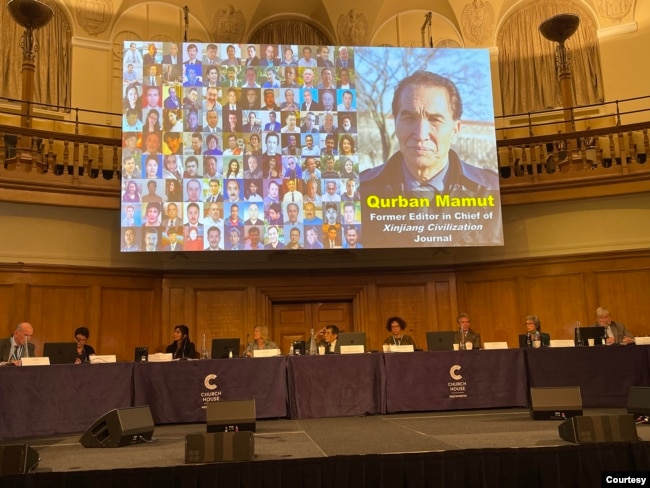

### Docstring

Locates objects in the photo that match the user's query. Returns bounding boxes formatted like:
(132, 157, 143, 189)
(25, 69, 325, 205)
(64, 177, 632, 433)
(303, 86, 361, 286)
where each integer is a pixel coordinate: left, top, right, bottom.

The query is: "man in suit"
(243, 112, 261, 133)
(242, 88, 261, 110)
(304, 226, 324, 249)
(315, 325, 340, 353)
(163, 227, 183, 252)
(142, 43, 159, 65)
(316, 46, 334, 68)
(301, 89, 322, 111)
(335, 46, 354, 69)
(162, 43, 181, 65)
(260, 44, 280, 66)
(0, 322, 35, 366)
(203, 109, 221, 134)
(244, 45, 260, 66)
(183, 43, 202, 66)
(454, 313, 481, 349)
(202, 43, 222, 65)
(264, 111, 281, 132)
(144, 65, 162, 86)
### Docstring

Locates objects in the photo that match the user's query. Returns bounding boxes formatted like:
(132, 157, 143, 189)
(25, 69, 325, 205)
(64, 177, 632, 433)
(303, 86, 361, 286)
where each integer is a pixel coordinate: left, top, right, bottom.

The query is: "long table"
(0, 362, 134, 439)
(287, 353, 384, 418)
(525, 344, 650, 407)
(384, 349, 528, 413)
(2, 346, 649, 440)
(133, 356, 288, 423)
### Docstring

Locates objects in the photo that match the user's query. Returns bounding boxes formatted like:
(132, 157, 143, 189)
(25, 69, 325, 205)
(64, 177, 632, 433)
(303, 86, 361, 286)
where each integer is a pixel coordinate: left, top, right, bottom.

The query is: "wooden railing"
(1, 96, 650, 209)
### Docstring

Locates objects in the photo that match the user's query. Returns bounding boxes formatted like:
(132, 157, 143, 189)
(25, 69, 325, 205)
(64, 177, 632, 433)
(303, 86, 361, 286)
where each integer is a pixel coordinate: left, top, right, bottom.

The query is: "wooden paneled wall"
(456, 251, 650, 347)
(1, 250, 649, 360)
(0, 265, 161, 361)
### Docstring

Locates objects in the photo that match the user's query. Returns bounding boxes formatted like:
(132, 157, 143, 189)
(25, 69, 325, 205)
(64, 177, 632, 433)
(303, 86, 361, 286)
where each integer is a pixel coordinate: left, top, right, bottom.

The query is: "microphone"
(245, 333, 251, 357)
(23, 337, 29, 358)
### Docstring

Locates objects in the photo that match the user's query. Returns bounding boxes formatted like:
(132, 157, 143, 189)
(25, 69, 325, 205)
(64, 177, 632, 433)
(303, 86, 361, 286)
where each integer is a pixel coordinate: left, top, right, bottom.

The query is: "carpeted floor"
(6, 407, 649, 474)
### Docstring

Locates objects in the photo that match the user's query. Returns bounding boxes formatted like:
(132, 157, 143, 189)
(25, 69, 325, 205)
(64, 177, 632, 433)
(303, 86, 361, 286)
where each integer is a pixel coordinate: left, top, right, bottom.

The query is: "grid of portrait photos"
(121, 41, 362, 252)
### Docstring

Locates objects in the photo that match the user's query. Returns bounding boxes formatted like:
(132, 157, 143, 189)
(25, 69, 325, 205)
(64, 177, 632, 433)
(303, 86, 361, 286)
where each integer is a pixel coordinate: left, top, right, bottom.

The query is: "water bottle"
(534, 330, 541, 346)
(575, 321, 583, 346)
(202, 333, 208, 359)
(309, 328, 317, 356)
(289, 343, 294, 356)
(526, 333, 532, 348)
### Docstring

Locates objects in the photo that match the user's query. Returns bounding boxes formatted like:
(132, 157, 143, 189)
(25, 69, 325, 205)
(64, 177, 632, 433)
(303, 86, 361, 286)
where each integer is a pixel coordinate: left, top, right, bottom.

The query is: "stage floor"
(8, 407, 650, 474)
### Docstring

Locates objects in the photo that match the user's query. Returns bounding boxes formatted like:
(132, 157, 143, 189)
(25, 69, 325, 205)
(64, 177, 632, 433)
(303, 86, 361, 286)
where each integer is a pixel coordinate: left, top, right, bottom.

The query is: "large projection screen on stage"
(120, 42, 502, 252)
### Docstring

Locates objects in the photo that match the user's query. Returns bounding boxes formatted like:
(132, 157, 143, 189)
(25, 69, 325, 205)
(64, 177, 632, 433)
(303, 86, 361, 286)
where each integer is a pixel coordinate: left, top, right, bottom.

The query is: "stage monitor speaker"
(0, 445, 39, 475)
(529, 386, 583, 420)
(207, 399, 256, 433)
(185, 432, 254, 463)
(558, 415, 638, 444)
(627, 387, 650, 416)
(79, 405, 154, 448)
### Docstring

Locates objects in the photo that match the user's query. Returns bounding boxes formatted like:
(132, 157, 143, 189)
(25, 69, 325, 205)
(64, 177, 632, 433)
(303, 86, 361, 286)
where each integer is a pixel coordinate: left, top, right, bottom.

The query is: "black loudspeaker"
(0, 445, 39, 475)
(627, 387, 650, 416)
(529, 387, 583, 420)
(558, 415, 638, 444)
(207, 399, 256, 433)
(79, 406, 154, 448)
(185, 432, 255, 463)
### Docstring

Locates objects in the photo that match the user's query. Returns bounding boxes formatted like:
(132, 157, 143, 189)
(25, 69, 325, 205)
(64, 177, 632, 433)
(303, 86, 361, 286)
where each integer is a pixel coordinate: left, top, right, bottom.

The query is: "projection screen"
(120, 42, 502, 252)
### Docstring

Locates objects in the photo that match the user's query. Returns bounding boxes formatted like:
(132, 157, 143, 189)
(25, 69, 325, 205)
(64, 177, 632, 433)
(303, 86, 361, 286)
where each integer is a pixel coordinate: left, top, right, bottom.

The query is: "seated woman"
(165, 324, 196, 359)
(383, 316, 417, 348)
(244, 325, 278, 357)
(523, 315, 550, 347)
(74, 326, 96, 364)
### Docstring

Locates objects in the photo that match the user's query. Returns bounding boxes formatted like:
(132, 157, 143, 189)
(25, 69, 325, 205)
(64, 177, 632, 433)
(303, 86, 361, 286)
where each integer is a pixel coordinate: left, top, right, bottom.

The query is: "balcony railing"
(1, 95, 649, 209)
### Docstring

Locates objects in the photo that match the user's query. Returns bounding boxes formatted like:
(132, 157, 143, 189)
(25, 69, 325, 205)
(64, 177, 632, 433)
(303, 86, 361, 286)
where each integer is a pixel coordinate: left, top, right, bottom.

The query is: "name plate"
(252, 349, 281, 358)
(483, 342, 509, 350)
(148, 353, 173, 362)
(389, 344, 414, 353)
(549, 340, 575, 348)
(635, 337, 650, 345)
(21, 357, 50, 366)
(340, 345, 365, 354)
(89, 354, 117, 363)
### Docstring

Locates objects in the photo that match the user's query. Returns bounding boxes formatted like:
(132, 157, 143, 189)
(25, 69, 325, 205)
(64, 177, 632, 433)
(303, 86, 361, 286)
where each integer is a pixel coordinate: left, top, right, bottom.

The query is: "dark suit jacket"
(301, 101, 323, 111)
(0, 337, 36, 362)
(260, 58, 280, 67)
(162, 54, 181, 65)
(335, 58, 354, 70)
(245, 56, 260, 66)
(265, 122, 281, 132)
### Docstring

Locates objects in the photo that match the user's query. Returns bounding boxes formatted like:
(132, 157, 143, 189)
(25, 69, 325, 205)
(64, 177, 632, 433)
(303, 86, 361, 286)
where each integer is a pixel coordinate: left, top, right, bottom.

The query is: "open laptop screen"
(211, 338, 240, 359)
(426, 331, 456, 351)
(337, 332, 366, 349)
(43, 342, 78, 364)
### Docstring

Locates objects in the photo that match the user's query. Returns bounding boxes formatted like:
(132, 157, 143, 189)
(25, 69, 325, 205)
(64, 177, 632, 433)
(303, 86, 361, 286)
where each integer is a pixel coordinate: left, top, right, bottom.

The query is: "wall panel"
(0, 285, 17, 334)
(460, 278, 519, 344)
(594, 269, 650, 333)
(25, 285, 90, 353)
(99, 287, 157, 360)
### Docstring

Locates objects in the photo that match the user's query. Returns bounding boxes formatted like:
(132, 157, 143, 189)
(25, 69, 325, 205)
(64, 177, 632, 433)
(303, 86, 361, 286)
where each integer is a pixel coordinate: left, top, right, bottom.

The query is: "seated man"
(315, 325, 340, 354)
(592, 306, 635, 345)
(0, 322, 35, 366)
(453, 313, 481, 349)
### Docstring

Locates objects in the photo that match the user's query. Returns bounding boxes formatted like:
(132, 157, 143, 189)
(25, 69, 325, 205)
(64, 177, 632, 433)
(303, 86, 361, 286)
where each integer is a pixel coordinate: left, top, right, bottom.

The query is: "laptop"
(211, 338, 240, 359)
(426, 331, 456, 351)
(43, 342, 78, 364)
(337, 332, 366, 353)
(575, 326, 605, 346)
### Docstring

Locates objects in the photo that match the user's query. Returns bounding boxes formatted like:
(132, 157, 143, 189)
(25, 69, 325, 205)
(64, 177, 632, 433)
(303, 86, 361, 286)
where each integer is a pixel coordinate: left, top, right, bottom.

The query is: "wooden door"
(272, 301, 353, 353)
